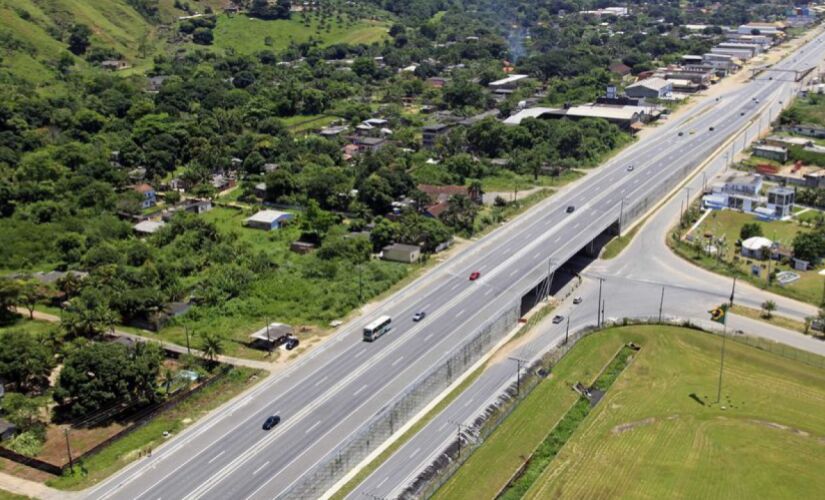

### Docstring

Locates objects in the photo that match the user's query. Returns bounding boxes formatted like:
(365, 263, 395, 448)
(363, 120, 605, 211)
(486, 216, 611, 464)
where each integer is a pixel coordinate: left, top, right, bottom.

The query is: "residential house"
(254, 182, 268, 199)
(488, 74, 529, 90)
(245, 210, 294, 230)
(752, 144, 789, 162)
(624, 77, 672, 99)
(786, 124, 825, 138)
(342, 143, 360, 161)
(354, 136, 388, 153)
(100, 60, 130, 71)
(426, 77, 448, 88)
(133, 220, 166, 236)
(211, 173, 236, 191)
(319, 125, 348, 138)
(422, 123, 453, 149)
(248, 322, 294, 349)
(608, 62, 632, 78)
(741, 236, 774, 259)
(133, 184, 157, 209)
(703, 172, 763, 212)
(766, 186, 795, 219)
(162, 199, 212, 221)
(382, 243, 421, 263)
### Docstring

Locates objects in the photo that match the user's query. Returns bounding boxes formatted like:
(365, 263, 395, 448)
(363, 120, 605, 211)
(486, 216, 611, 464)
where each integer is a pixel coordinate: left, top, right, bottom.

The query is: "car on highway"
(573, 296, 583, 304)
(566, 205, 575, 213)
(740, 112, 745, 116)
(678, 131, 683, 136)
(626, 165, 634, 172)
(469, 271, 481, 281)
(709, 126, 715, 131)
(552, 315, 564, 324)
(262, 415, 281, 430)
(412, 311, 426, 322)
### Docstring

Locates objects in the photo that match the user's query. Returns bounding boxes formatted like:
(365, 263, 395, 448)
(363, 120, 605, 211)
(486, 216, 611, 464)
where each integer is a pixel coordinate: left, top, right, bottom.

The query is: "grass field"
(212, 14, 388, 54)
(0, 490, 28, 500)
(437, 325, 825, 499)
(681, 209, 825, 305)
(0, 316, 57, 337)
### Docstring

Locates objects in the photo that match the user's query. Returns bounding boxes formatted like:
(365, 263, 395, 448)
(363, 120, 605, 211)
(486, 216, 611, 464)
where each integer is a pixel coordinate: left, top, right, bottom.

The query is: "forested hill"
(0, 0, 224, 85)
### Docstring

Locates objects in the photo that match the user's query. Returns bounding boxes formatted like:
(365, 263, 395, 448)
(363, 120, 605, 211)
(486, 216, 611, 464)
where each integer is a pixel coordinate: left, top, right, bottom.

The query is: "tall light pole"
(509, 357, 527, 396)
(565, 315, 570, 345)
(64, 428, 74, 471)
(596, 278, 604, 327)
(658, 286, 665, 322)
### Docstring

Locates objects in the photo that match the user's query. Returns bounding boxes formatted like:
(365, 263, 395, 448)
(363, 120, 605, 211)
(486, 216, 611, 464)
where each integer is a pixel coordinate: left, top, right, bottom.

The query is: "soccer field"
(524, 327, 825, 499)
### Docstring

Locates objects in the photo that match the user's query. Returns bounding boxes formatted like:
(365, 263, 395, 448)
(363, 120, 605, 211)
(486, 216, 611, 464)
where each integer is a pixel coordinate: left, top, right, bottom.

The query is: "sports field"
(437, 326, 825, 499)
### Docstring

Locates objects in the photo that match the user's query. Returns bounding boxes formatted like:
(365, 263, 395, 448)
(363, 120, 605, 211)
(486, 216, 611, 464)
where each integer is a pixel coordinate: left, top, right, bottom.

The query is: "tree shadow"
(689, 392, 706, 406)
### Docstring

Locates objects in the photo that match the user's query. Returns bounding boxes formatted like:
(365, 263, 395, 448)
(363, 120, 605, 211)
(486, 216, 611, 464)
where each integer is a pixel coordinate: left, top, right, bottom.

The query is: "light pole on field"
(658, 286, 665, 323)
(596, 278, 604, 327)
(509, 356, 528, 396)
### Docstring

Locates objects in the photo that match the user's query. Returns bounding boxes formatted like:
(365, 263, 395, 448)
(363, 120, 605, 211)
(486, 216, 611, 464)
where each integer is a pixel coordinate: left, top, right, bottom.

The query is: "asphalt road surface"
(87, 30, 825, 500)
(350, 37, 825, 498)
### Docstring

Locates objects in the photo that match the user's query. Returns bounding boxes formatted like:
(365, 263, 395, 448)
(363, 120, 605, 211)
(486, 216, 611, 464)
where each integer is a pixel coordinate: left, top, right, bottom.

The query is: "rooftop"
(246, 210, 292, 224)
(134, 220, 166, 234)
(489, 74, 529, 87)
(627, 77, 671, 92)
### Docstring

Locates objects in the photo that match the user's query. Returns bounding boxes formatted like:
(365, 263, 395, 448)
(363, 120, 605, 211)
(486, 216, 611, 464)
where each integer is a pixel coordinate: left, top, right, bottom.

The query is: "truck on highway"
(363, 315, 392, 341)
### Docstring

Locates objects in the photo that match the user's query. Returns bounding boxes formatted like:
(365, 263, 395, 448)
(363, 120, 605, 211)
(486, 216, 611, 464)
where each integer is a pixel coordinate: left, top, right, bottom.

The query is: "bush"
(6, 430, 44, 457)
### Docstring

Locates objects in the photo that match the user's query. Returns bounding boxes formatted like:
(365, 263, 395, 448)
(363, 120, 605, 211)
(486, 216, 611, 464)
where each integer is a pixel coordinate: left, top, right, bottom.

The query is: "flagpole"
(716, 277, 735, 405)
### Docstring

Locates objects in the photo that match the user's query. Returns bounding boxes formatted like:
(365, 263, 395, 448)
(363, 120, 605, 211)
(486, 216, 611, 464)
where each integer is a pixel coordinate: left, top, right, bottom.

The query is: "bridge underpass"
(517, 220, 618, 316)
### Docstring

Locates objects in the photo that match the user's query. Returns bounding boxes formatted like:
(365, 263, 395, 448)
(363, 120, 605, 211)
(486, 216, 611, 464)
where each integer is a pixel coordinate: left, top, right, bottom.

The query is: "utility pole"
(64, 428, 73, 471)
(601, 299, 606, 326)
(565, 315, 570, 345)
(684, 187, 691, 208)
(453, 422, 472, 460)
(184, 325, 191, 356)
(701, 172, 707, 193)
(596, 278, 604, 327)
(658, 286, 665, 322)
(266, 317, 272, 356)
(619, 198, 625, 231)
(509, 357, 527, 396)
(358, 264, 363, 303)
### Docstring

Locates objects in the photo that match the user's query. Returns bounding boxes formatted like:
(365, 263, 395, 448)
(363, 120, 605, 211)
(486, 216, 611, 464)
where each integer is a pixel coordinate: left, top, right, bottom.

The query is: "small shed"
(741, 236, 773, 259)
(245, 210, 294, 230)
(382, 243, 421, 263)
(249, 323, 294, 349)
(752, 145, 788, 162)
(0, 418, 16, 441)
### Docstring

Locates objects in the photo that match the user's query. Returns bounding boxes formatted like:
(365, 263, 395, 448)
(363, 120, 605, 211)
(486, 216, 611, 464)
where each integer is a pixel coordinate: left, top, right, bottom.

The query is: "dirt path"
(0, 471, 77, 500)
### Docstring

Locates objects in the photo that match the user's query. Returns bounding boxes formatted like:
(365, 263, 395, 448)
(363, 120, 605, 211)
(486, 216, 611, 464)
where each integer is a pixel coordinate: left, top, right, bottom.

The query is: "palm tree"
(199, 331, 224, 365)
(761, 300, 777, 319)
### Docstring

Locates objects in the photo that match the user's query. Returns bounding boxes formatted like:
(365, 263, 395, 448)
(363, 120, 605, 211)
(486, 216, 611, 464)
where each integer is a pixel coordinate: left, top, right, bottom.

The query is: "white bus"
(363, 315, 392, 342)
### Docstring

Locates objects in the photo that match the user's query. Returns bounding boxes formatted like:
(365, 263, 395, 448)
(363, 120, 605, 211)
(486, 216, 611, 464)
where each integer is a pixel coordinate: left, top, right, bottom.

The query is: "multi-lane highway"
(87, 28, 825, 500)
(350, 35, 825, 498)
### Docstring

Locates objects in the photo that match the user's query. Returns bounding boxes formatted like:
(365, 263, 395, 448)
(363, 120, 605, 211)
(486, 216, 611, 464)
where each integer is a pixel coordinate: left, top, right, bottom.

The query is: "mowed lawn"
(524, 326, 825, 499)
(212, 14, 388, 53)
(436, 326, 825, 499)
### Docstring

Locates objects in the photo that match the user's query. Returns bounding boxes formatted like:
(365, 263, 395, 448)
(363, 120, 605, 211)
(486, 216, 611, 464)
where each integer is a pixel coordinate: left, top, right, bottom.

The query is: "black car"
(413, 311, 426, 322)
(263, 415, 281, 430)
(709, 126, 715, 131)
(566, 205, 575, 213)
(552, 315, 564, 324)
(678, 131, 684, 136)
(285, 338, 299, 350)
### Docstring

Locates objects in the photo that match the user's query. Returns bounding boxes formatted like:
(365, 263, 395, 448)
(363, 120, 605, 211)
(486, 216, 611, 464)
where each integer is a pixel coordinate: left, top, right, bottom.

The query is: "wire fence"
(408, 316, 825, 499)
(281, 301, 522, 499)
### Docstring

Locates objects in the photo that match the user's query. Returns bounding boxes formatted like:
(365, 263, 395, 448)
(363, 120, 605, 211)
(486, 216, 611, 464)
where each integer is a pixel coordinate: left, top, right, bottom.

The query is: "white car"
(573, 296, 583, 304)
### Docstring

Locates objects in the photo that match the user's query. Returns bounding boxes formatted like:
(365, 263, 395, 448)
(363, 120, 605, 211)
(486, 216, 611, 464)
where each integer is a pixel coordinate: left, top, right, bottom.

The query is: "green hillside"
(211, 14, 389, 54)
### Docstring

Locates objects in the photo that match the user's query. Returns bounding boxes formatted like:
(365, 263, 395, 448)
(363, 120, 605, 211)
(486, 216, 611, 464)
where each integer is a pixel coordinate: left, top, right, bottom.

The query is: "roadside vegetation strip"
(46, 367, 265, 491)
(0, 490, 29, 500)
(523, 326, 825, 499)
(729, 305, 815, 336)
(498, 345, 636, 499)
(432, 332, 629, 499)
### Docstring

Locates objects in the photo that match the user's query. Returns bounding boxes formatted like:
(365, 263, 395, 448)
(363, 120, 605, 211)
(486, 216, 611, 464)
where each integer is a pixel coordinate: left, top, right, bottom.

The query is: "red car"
(469, 271, 481, 281)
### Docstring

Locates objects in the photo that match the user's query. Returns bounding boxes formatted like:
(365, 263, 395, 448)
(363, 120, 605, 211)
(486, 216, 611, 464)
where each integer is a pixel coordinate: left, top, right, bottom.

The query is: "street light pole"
(658, 286, 665, 322)
(565, 315, 570, 345)
(596, 278, 604, 327)
(184, 325, 191, 356)
(509, 357, 527, 396)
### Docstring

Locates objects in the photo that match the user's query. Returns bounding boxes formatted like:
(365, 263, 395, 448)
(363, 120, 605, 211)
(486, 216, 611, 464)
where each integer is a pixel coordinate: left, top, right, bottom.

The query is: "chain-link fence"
(280, 300, 522, 499)
(409, 315, 825, 498)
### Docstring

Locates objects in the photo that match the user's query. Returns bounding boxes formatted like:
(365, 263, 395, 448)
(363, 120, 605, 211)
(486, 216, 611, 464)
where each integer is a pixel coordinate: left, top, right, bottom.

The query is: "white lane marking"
(314, 376, 328, 387)
(456, 309, 465, 318)
(354, 349, 367, 358)
(353, 384, 368, 396)
(252, 461, 270, 476)
(376, 476, 390, 488)
(424, 333, 433, 341)
(463, 397, 474, 408)
(533, 251, 542, 259)
(554, 236, 561, 243)
(207, 451, 225, 465)
(451, 282, 461, 291)
(421, 303, 431, 311)
(485, 288, 494, 296)
(510, 269, 518, 277)
(438, 422, 449, 432)
(410, 447, 421, 458)
(391, 356, 404, 367)
(573, 223, 581, 230)
(305, 420, 322, 435)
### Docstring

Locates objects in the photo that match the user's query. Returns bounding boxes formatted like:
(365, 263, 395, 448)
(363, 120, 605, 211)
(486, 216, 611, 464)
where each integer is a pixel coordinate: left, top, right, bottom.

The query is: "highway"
(87, 29, 825, 500)
(351, 36, 825, 497)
